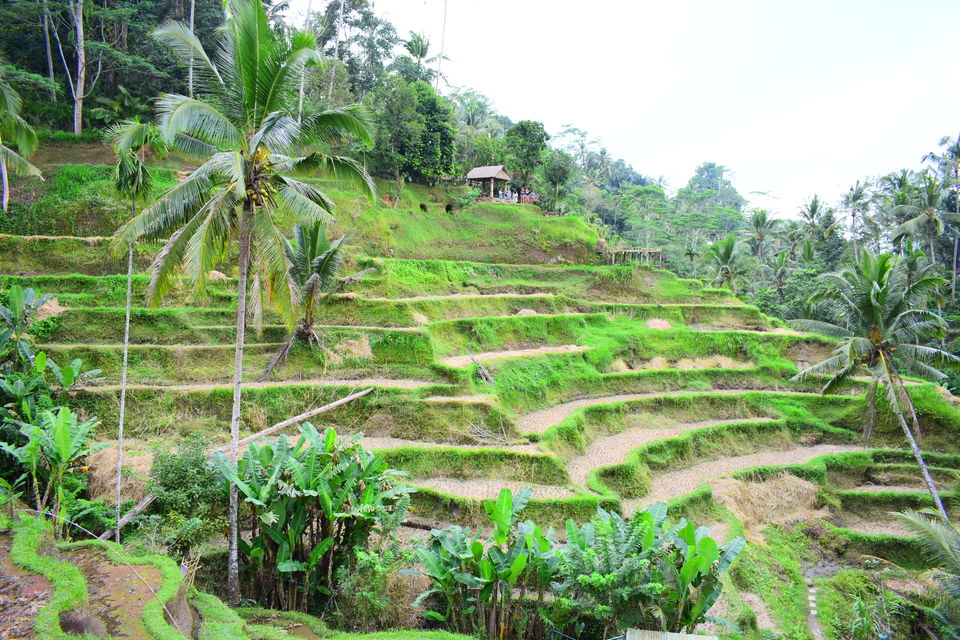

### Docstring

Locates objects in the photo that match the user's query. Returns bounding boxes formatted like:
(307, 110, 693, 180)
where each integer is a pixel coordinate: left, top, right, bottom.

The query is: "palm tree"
(106, 120, 163, 543)
(260, 220, 373, 379)
(111, 0, 375, 603)
(842, 180, 870, 258)
(404, 31, 431, 71)
(790, 249, 956, 519)
(760, 252, 792, 302)
(894, 508, 960, 635)
(743, 209, 778, 260)
(923, 134, 960, 303)
(705, 234, 745, 295)
(799, 194, 839, 241)
(893, 173, 960, 265)
(0, 75, 42, 213)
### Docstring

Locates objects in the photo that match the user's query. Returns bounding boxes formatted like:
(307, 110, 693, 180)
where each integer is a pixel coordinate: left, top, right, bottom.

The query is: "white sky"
(286, 0, 960, 217)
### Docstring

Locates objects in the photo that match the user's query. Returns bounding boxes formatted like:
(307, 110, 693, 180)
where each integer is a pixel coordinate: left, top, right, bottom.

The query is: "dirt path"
(364, 292, 555, 302)
(518, 389, 824, 434)
(362, 436, 540, 454)
(39, 342, 282, 350)
(66, 549, 166, 639)
(89, 376, 439, 392)
(440, 344, 589, 368)
(567, 418, 777, 486)
(0, 533, 51, 639)
(622, 444, 862, 513)
(410, 477, 575, 500)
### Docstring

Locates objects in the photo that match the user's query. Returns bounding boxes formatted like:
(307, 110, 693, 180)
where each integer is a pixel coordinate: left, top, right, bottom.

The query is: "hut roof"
(466, 165, 511, 181)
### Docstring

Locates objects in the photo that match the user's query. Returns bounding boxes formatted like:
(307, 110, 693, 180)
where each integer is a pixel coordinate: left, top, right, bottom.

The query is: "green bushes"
(217, 424, 412, 612)
(410, 490, 744, 639)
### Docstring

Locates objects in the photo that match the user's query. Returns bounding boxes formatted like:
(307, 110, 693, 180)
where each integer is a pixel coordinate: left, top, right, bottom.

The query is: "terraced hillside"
(4, 208, 960, 638)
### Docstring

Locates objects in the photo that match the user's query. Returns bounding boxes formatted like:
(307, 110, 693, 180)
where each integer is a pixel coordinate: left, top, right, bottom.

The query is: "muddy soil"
(0, 533, 52, 640)
(66, 549, 167, 639)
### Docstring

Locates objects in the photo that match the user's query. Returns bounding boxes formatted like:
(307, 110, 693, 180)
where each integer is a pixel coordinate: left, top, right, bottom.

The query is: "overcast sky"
(286, 0, 960, 216)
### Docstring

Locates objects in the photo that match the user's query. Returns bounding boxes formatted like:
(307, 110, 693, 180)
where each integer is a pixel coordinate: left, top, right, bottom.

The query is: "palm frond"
(0, 144, 42, 179)
(156, 94, 242, 152)
(300, 105, 376, 149)
(275, 177, 336, 222)
(152, 20, 224, 89)
(787, 318, 853, 339)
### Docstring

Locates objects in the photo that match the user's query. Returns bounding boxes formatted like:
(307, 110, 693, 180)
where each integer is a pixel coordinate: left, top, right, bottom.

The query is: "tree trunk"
(42, 1, 56, 102)
(297, 0, 312, 121)
(71, 0, 86, 135)
(115, 244, 133, 542)
(863, 381, 876, 441)
(952, 233, 958, 305)
(227, 202, 254, 604)
(929, 233, 937, 265)
(1, 155, 8, 214)
(890, 384, 948, 519)
(851, 212, 858, 259)
(325, 0, 345, 102)
(187, 0, 195, 97)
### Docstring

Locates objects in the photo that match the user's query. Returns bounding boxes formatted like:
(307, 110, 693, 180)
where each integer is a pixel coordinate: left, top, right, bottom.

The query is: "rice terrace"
(0, 1, 959, 639)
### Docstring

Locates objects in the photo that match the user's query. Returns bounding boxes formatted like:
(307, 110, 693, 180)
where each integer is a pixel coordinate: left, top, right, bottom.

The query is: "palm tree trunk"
(42, 1, 56, 102)
(70, 0, 86, 136)
(890, 387, 948, 519)
(851, 212, 858, 259)
(952, 233, 958, 305)
(187, 0, 195, 98)
(114, 244, 133, 543)
(227, 202, 253, 604)
(863, 380, 877, 441)
(297, 0, 312, 121)
(1, 155, 8, 214)
(930, 233, 937, 265)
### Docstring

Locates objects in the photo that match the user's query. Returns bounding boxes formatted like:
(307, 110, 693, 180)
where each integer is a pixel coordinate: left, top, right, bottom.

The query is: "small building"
(466, 165, 511, 198)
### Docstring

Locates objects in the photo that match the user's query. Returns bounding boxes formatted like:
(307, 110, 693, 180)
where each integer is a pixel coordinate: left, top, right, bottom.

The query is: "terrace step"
(410, 477, 576, 500)
(87, 377, 440, 393)
(567, 418, 778, 486)
(439, 344, 589, 367)
(622, 444, 863, 514)
(518, 389, 835, 435)
(361, 436, 541, 454)
(363, 292, 555, 302)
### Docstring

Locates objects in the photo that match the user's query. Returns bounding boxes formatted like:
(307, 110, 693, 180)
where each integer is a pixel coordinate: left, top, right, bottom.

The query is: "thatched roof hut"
(466, 165, 511, 197)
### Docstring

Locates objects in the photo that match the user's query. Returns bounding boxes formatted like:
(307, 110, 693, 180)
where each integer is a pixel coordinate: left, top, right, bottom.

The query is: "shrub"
(149, 435, 224, 516)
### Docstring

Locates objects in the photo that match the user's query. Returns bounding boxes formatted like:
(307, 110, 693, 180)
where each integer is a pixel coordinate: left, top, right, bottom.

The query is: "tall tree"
(106, 120, 162, 542)
(705, 234, 745, 294)
(0, 73, 42, 213)
(743, 209, 778, 261)
(842, 180, 870, 259)
(791, 250, 956, 519)
(112, 0, 375, 602)
(893, 173, 958, 265)
(923, 134, 960, 303)
(505, 120, 548, 189)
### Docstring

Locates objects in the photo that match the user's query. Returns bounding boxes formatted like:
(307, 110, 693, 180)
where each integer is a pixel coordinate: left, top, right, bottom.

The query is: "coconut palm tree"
(743, 209, 778, 260)
(0, 75, 42, 213)
(893, 173, 960, 266)
(111, 0, 375, 603)
(404, 31, 431, 71)
(790, 249, 956, 519)
(799, 194, 839, 241)
(760, 252, 792, 302)
(705, 234, 745, 295)
(106, 120, 164, 543)
(923, 134, 960, 303)
(842, 180, 870, 259)
(259, 220, 373, 379)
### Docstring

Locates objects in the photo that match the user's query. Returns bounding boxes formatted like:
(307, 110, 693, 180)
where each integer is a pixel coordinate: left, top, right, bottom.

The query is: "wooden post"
(489, 179, 493, 198)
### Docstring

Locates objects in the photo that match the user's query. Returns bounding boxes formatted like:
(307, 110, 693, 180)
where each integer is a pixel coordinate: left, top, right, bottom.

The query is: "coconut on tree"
(111, 0, 375, 603)
(790, 249, 957, 519)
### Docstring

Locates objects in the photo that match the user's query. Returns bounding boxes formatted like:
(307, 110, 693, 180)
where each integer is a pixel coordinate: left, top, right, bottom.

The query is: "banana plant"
(0, 286, 51, 370)
(216, 422, 411, 611)
(47, 357, 104, 395)
(1, 407, 104, 521)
